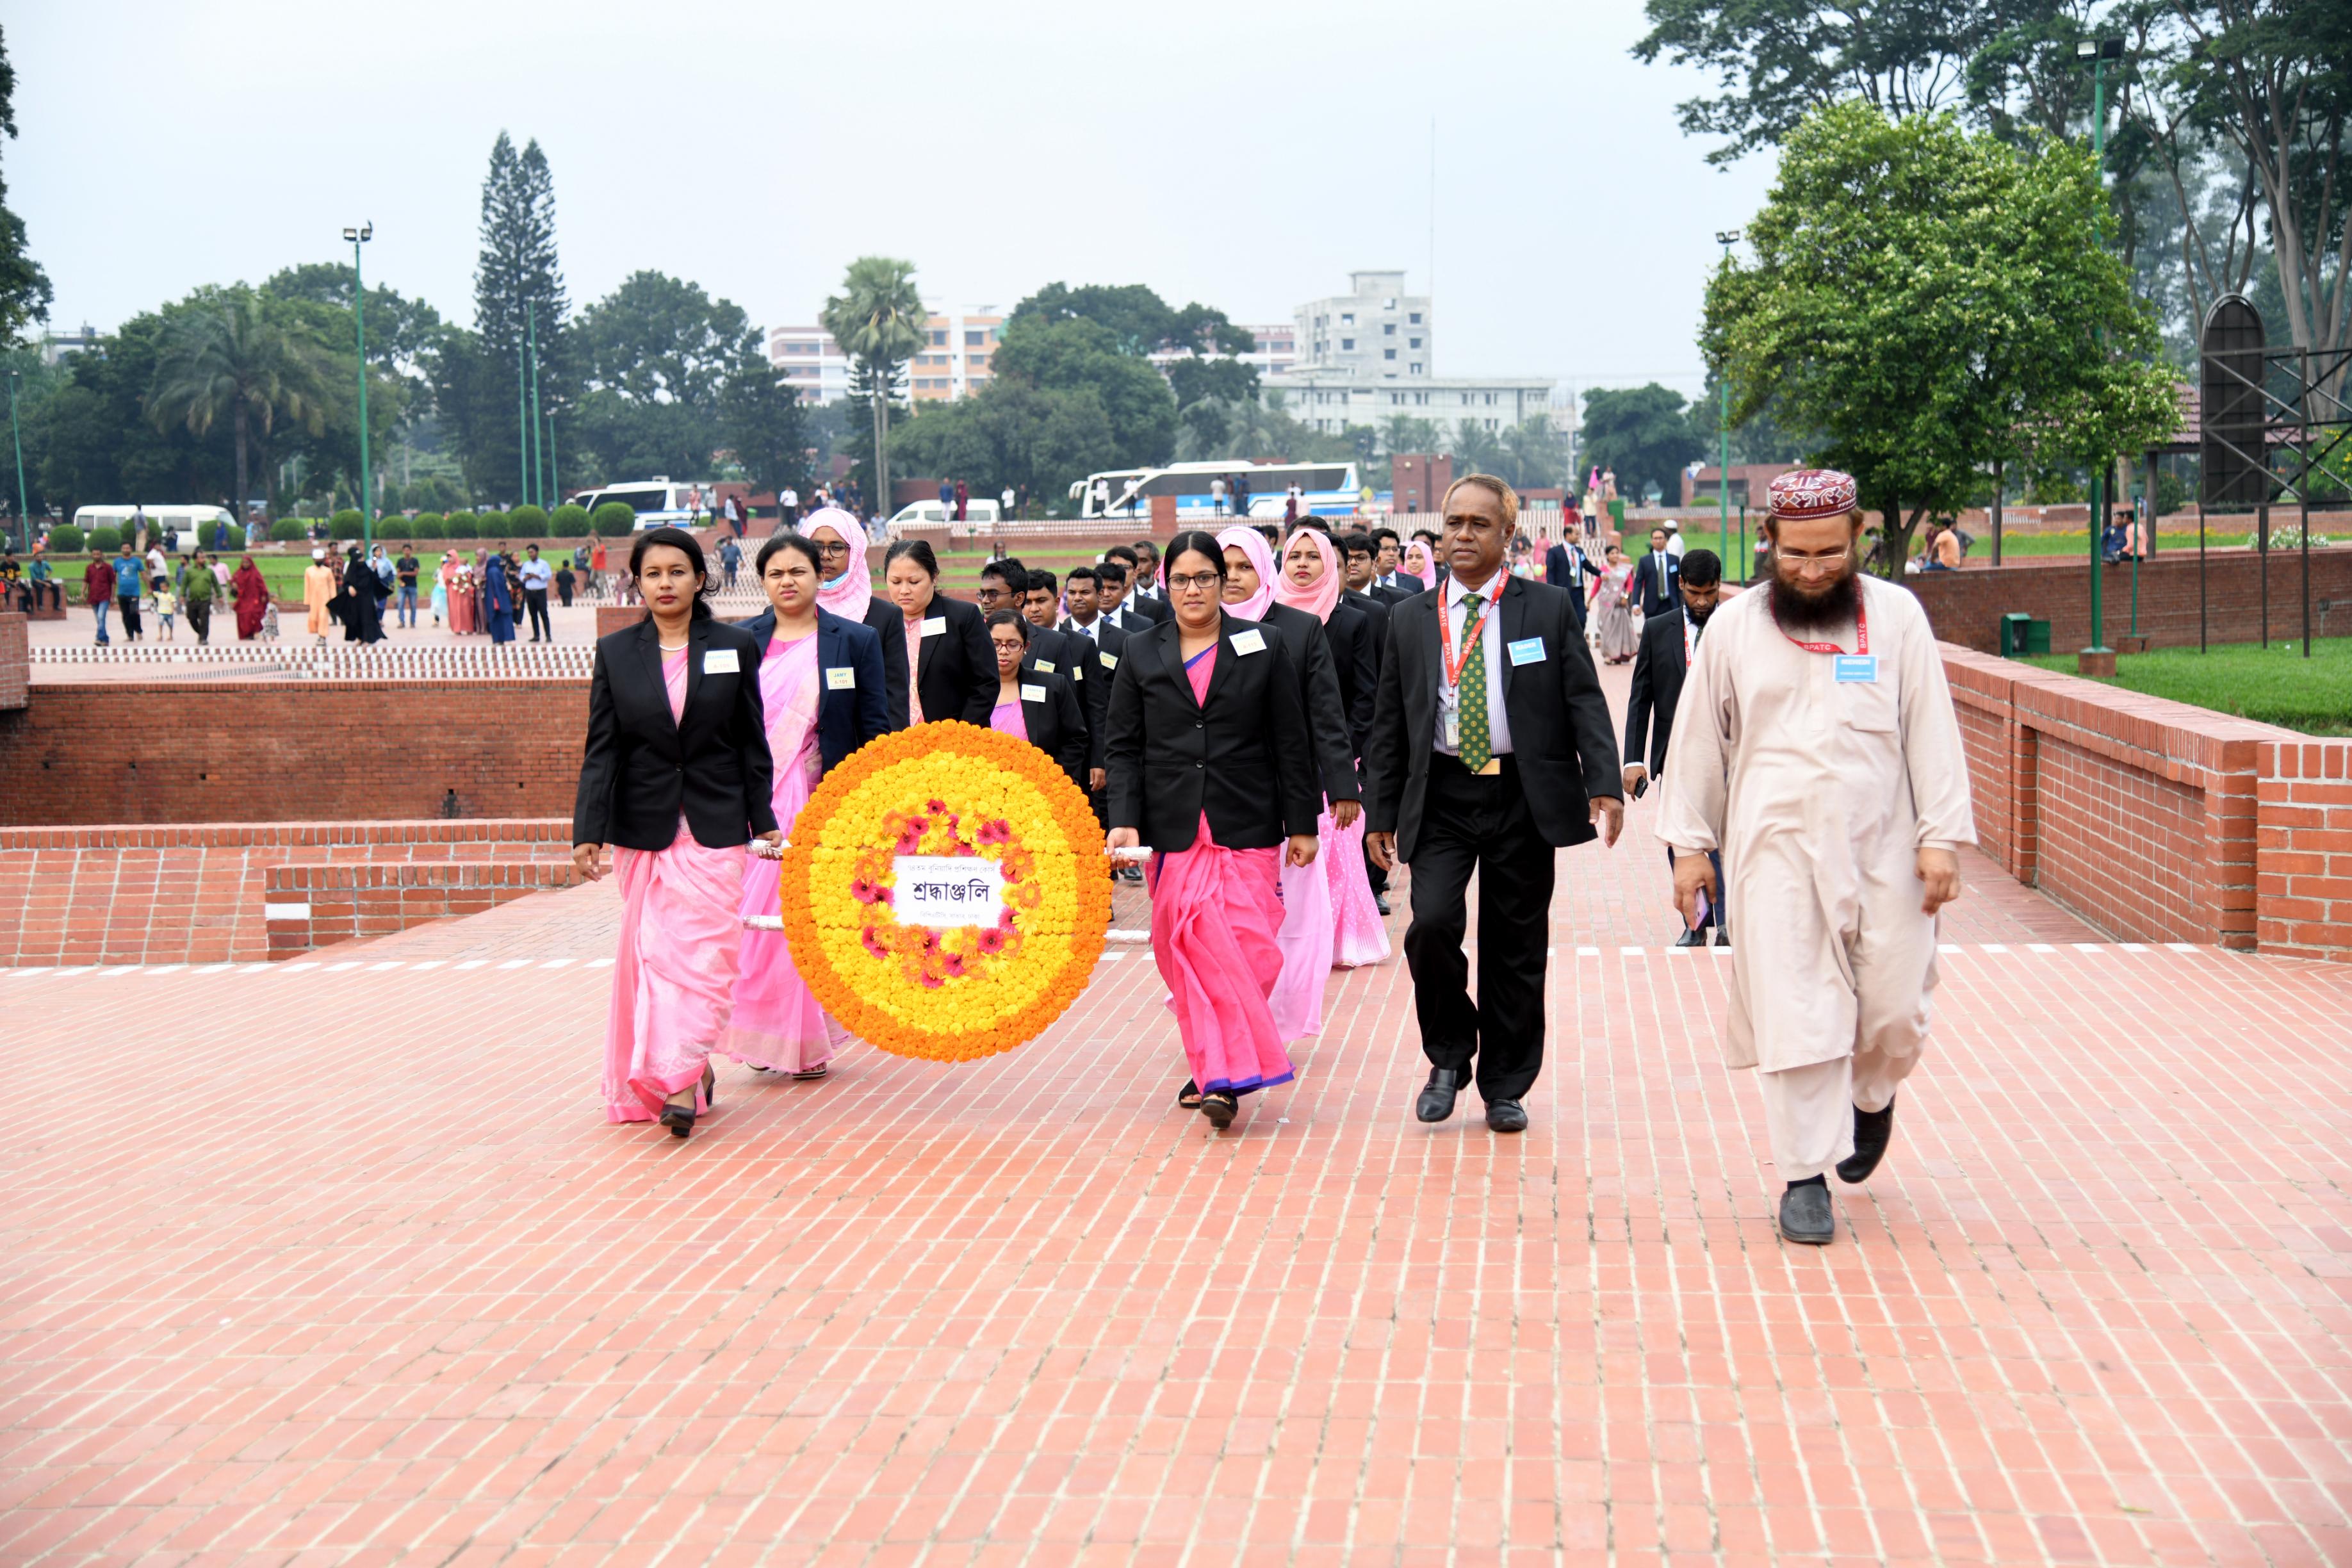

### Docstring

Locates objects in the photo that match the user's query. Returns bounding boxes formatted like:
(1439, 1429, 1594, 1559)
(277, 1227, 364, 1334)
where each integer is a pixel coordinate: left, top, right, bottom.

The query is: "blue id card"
(1507, 636, 1546, 666)
(1834, 655, 1879, 683)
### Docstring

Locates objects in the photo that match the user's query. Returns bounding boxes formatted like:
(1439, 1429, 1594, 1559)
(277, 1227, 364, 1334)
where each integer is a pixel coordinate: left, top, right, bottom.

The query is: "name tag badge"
(920, 616, 947, 637)
(824, 666, 856, 690)
(1098, 651, 1119, 669)
(1020, 683, 1048, 702)
(1507, 635, 1546, 666)
(1441, 707, 1460, 750)
(703, 648, 740, 674)
(1032, 658, 1056, 674)
(1230, 629, 1267, 656)
(1834, 655, 1879, 683)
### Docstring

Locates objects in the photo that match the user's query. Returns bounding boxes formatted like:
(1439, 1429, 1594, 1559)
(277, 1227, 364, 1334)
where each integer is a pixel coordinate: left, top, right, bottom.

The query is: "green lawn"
(2023, 636, 2352, 735)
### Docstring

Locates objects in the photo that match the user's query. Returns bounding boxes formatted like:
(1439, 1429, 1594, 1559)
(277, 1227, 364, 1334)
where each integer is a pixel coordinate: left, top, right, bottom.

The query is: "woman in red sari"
(231, 555, 270, 640)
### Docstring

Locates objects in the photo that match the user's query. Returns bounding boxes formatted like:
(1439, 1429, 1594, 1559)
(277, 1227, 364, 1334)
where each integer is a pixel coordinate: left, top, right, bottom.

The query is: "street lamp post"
(527, 302, 545, 510)
(8, 369, 28, 553)
(1714, 229, 1740, 578)
(2075, 37, 2124, 672)
(343, 224, 374, 551)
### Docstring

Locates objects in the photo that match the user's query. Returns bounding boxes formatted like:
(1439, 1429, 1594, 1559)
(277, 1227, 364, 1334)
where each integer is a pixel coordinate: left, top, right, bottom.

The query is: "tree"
(988, 314, 1177, 468)
(892, 379, 1118, 513)
(443, 133, 568, 503)
(0, 27, 49, 346)
(1378, 414, 1444, 456)
(1706, 101, 2182, 569)
(821, 257, 926, 516)
(1578, 384, 1705, 503)
(720, 362, 810, 503)
(1008, 282, 1254, 357)
(1498, 416, 1572, 491)
(146, 288, 332, 519)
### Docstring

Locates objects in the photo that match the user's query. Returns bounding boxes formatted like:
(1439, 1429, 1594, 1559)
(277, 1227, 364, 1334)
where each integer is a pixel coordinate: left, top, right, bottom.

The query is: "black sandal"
(1200, 1091, 1237, 1130)
(1177, 1079, 1202, 1110)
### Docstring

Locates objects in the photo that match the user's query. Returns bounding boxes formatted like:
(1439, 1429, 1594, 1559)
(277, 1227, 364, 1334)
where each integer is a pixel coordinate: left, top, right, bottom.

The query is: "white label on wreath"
(893, 856, 1006, 927)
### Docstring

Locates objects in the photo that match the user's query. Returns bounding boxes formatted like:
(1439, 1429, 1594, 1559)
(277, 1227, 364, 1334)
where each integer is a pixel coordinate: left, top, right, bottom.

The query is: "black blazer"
(1122, 587, 1173, 624)
(857, 597, 912, 729)
(1323, 598, 1380, 762)
(1343, 589, 1390, 680)
(1008, 657, 1090, 791)
(575, 616, 780, 852)
(1624, 605, 1698, 777)
(1262, 601, 1364, 801)
(1061, 616, 1131, 769)
(1363, 575, 1622, 862)
(1023, 625, 1095, 732)
(1105, 611, 1323, 854)
(1632, 551, 1680, 617)
(735, 606, 894, 774)
(1370, 577, 1417, 608)
(1546, 543, 1596, 629)
(897, 591, 997, 726)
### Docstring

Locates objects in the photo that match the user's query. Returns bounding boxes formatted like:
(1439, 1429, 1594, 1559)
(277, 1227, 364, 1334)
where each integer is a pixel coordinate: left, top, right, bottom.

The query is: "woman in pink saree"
(574, 528, 781, 1137)
(1273, 527, 1391, 970)
(723, 533, 890, 1077)
(1104, 532, 1324, 1131)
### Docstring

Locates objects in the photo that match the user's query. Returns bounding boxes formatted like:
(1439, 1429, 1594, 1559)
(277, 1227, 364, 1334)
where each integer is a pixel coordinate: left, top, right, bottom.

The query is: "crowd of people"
(571, 468, 1975, 1248)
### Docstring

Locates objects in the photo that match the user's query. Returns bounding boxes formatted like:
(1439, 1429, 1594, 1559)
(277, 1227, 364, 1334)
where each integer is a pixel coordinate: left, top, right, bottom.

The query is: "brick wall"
(1938, 644, 2351, 960)
(1907, 548, 2352, 653)
(263, 858, 580, 957)
(0, 819, 573, 965)
(2255, 740, 2352, 961)
(0, 610, 23, 711)
(0, 678, 587, 825)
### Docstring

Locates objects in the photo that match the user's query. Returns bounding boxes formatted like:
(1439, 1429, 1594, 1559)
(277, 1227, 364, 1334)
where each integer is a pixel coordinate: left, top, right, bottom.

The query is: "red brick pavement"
(6, 776, 2352, 1566)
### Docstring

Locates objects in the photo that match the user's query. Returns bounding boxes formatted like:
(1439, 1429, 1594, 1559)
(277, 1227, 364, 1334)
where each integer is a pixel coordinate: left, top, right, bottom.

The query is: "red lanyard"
(1438, 585, 1497, 687)
(1775, 599, 1868, 656)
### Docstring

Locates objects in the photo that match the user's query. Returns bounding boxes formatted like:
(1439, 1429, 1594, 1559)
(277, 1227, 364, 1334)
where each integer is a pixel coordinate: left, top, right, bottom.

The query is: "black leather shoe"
(1778, 1178, 1835, 1244)
(1836, 1096, 1895, 1183)
(1674, 927, 1709, 948)
(1713, 928, 1732, 947)
(1416, 1068, 1461, 1123)
(1375, 894, 1392, 917)
(1484, 1097, 1528, 1134)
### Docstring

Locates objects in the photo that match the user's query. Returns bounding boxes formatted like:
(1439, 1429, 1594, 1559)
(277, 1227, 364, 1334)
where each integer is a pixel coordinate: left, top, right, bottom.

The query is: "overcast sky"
(13, 0, 1778, 403)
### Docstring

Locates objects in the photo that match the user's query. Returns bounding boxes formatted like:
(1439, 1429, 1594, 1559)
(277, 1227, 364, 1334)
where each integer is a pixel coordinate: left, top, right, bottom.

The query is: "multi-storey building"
(1147, 322, 1297, 383)
(907, 307, 1004, 403)
(767, 325, 852, 404)
(1293, 270, 1433, 380)
(1274, 270, 1554, 437)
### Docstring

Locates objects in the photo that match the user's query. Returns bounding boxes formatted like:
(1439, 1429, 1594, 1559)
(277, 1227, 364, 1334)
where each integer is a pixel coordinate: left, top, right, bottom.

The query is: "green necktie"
(1458, 598, 1492, 772)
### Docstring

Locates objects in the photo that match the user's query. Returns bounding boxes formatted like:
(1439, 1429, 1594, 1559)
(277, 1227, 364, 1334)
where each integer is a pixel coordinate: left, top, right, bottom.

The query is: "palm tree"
(820, 258, 926, 516)
(1451, 418, 1507, 478)
(148, 290, 329, 521)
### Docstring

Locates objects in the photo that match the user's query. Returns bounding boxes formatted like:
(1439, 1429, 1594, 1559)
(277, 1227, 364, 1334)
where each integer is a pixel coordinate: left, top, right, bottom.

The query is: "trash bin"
(2000, 612, 2051, 657)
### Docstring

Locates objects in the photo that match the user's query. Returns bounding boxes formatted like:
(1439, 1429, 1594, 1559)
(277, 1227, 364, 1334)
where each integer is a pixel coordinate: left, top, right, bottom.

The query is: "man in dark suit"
(1369, 527, 1421, 603)
(1339, 531, 1394, 913)
(1622, 548, 1727, 948)
(1059, 563, 1136, 877)
(1124, 540, 1172, 621)
(1631, 528, 1680, 617)
(1364, 477, 1624, 1134)
(1544, 535, 1597, 632)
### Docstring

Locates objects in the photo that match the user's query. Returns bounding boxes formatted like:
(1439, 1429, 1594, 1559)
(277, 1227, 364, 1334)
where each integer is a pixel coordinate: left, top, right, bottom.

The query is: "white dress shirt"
(1063, 615, 1100, 642)
(1435, 572, 1512, 758)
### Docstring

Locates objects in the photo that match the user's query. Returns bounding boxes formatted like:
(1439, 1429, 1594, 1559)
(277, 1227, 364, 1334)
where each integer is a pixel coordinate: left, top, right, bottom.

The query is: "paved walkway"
(6, 733, 2352, 1565)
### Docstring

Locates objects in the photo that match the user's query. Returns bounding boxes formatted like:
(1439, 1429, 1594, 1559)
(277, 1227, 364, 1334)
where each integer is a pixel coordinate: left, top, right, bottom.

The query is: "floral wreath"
(779, 721, 1111, 1061)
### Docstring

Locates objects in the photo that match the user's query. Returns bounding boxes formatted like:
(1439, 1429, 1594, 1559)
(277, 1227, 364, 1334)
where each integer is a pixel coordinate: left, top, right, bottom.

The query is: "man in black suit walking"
(1364, 476, 1624, 1134)
(1544, 534, 1597, 632)
(1622, 548, 1727, 947)
(1369, 527, 1421, 603)
(1631, 528, 1680, 617)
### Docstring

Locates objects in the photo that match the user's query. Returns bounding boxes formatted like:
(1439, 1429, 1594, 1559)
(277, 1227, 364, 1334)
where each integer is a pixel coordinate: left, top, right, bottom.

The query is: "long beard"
(1768, 562, 1860, 635)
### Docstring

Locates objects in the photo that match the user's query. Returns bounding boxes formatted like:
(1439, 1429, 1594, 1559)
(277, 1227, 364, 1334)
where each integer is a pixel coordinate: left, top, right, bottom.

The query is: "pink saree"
(1150, 644, 1294, 1096)
(603, 649, 749, 1122)
(723, 630, 845, 1074)
(1325, 804, 1391, 967)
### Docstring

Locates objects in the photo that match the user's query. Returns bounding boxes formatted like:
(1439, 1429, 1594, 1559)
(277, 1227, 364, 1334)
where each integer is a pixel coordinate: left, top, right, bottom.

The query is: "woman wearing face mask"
(1273, 526, 1392, 970)
(1106, 532, 1323, 1130)
(984, 610, 1089, 791)
(573, 527, 781, 1138)
(803, 506, 908, 734)
(1217, 525, 1364, 1054)
(722, 532, 891, 1081)
(881, 539, 995, 726)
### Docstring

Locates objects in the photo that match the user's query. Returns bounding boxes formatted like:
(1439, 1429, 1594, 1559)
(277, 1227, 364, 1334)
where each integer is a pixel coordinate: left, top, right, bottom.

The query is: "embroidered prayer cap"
(1767, 468, 1859, 520)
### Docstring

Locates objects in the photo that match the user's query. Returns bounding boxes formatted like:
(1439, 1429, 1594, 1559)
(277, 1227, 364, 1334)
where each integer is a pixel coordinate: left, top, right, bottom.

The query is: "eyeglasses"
(813, 541, 851, 559)
(1777, 548, 1850, 575)
(1166, 571, 1222, 591)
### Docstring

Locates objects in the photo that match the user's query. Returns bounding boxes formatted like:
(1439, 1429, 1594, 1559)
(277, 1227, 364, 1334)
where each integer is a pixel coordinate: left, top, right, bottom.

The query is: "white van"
(72, 503, 239, 553)
(571, 480, 721, 531)
(888, 498, 1000, 532)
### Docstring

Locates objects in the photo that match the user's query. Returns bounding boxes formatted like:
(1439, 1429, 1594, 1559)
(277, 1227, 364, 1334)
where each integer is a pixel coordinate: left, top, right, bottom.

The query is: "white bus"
(569, 480, 721, 530)
(1068, 461, 1362, 522)
(72, 504, 240, 551)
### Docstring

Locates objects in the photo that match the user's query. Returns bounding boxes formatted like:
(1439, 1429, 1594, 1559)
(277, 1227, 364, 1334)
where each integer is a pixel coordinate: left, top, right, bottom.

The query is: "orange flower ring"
(780, 721, 1111, 1062)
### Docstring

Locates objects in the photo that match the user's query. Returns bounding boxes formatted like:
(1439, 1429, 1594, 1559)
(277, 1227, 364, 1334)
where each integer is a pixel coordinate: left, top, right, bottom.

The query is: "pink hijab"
(1272, 527, 1341, 624)
(804, 509, 870, 621)
(1214, 525, 1277, 620)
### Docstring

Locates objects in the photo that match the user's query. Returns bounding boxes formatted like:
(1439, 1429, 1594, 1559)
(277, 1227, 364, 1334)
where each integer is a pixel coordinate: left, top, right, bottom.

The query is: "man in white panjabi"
(1654, 469, 1975, 1246)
